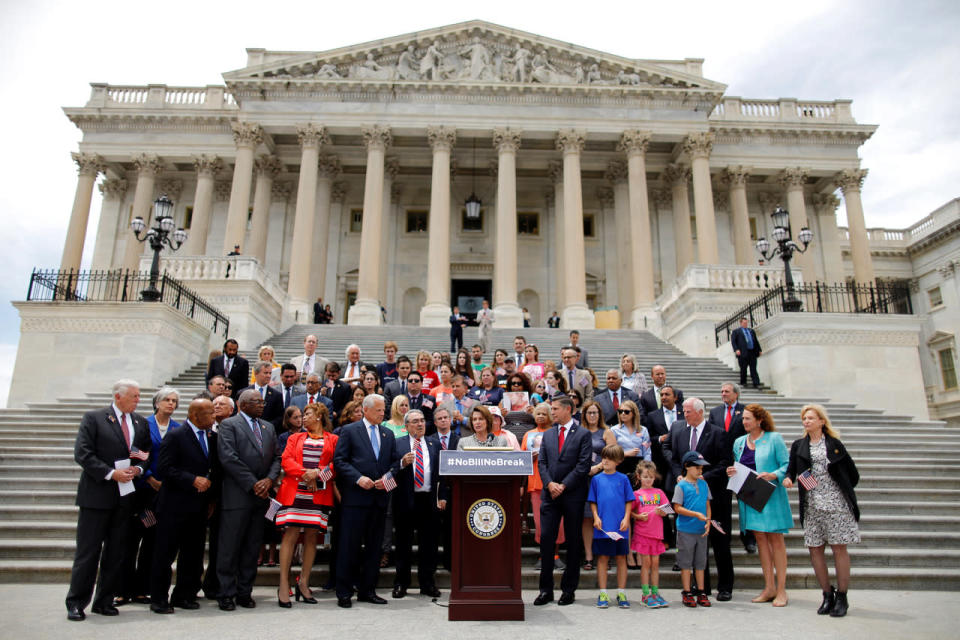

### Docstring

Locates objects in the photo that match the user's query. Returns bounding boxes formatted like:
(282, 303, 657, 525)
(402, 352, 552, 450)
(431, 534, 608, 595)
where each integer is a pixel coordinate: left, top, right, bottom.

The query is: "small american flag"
(318, 466, 333, 483)
(710, 520, 726, 534)
(129, 448, 149, 461)
(798, 470, 818, 491)
(140, 509, 157, 528)
(381, 471, 397, 492)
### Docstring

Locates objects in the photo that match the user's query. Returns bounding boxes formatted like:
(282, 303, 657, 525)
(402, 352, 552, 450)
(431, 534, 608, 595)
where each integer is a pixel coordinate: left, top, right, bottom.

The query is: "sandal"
(380, 553, 390, 568)
(583, 561, 594, 571)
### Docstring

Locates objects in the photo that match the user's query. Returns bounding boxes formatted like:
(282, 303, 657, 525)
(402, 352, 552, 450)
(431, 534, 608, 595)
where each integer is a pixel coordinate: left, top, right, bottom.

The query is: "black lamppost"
(130, 194, 187, 301)
(755, 206, 813, 312)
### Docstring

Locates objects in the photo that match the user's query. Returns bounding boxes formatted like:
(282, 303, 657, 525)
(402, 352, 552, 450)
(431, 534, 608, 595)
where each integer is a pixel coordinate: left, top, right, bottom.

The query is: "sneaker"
(642, 594, 656, 609)
(596, 593, 610, 609)
(554, 556, 566, 570)
(697, 593, 711, 607)
(617, 593, 630, 609)
(682, 591, 697, 608)
(655, 593, 670, 608)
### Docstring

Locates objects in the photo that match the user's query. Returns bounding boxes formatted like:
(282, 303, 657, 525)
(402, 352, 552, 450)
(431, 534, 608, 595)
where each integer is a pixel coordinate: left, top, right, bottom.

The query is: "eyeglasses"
(617, 409, 632, 414)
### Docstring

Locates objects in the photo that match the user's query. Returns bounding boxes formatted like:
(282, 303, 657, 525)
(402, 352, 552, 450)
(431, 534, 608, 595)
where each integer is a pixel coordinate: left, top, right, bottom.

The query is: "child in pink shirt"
(631, 461, 670, 608)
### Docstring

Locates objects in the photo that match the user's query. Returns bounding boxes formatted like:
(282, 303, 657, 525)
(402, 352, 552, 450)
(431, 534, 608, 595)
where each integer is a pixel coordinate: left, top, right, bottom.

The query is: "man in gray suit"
(560, 347, 594, 400)
(216, 389, 281, 611)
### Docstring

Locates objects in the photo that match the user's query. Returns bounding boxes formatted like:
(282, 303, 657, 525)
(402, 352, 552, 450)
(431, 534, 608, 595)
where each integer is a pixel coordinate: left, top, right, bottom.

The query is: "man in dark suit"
(639, 365, 684, 415)
(430, 407, 459, 570)
(390, 410, 446, 599)
(240, 361, 283, 427)
(149, 397, 218, 613)
(65, 380, 152, 621)
(644, 386, 681, 486)
(403, 372, 435, 433)
(340, 343, 367, 385)
(215, 389, 281, 611)
(313, 297, 324, 324)
(332, 394, 397, 608)
(708, 382, 756, 554)
(663, 397, 734, 600)
(276, 363, 306, 411)
(382, 356, 412, 410)
(206, 339, 249, 401)
(731, 317, 762, 388)
(595, 369, 642, 425)
(291, 373, 334, 414)
(534, 395, 593, 607)
(321, 361, 353, 418)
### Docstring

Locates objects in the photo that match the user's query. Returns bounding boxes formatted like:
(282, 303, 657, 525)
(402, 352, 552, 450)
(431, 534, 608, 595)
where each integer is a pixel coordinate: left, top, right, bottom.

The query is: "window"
(246, 207, 253, 230)
(183, 206, 193, 230)
(583, 214, 595, 238)
(749, 217, 758, 241)
(690, 216, 697, 239)
(461, 208, 483, 232)
(350, 208, 363, 233)
(939, 348, 958, 390)
(406, 210, 428, 233)
(518, 212, 539, 235)
(928, 286, 943, 308)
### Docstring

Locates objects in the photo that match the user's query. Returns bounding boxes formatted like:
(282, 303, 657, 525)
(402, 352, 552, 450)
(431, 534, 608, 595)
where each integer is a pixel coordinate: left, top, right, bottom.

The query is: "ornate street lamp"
(130, 194, 187, 301)
(463, 137, 482, 219)
(755, 206, 813, 312)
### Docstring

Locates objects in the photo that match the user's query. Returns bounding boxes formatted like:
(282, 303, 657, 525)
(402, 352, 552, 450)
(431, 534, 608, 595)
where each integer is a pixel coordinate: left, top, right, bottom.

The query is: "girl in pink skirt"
(631, 461, 670, 608)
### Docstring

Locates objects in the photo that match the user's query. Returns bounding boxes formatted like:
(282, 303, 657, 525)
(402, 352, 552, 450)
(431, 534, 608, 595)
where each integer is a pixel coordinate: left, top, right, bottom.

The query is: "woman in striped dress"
(276, 403, 338, 607)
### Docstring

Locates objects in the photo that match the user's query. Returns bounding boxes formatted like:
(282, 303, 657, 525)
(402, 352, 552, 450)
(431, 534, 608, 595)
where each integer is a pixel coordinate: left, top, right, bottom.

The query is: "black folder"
(736, 471, 776, 512)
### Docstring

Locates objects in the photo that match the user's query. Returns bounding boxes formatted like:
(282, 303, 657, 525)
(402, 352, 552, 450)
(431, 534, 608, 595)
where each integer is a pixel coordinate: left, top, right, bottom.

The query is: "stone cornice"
(710, 122, 875, 146)
(64, 110, 235, 133)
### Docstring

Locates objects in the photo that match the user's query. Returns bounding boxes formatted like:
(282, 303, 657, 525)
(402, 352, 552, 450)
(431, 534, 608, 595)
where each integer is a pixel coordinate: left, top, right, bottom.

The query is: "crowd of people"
(64, 329, 859, 621)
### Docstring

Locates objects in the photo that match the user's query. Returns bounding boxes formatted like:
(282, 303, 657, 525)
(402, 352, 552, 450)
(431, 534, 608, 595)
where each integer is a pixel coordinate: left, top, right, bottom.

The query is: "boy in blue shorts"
(672, 451, 712, 608)
(588, 445, 634, 609)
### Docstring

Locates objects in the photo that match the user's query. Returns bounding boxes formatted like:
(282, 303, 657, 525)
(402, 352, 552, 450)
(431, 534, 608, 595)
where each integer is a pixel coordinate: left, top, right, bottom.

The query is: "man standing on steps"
(291, 334, 329, 381)
(206, 339, 249, 401)
(511, 336, 527, 368)
(639, 365, 684, 416)
(66, 380, 152, 621)
(731, 317, 762, 388)
(566, 330, 589, 370)
(708, 382, 757, 555)
(560, 347, 594, 401)
(313, 297, 324, 324)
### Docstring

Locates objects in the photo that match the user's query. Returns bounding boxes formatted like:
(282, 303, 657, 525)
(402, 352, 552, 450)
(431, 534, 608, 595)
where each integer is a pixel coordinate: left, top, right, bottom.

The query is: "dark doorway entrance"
(451, 279, 492, 322)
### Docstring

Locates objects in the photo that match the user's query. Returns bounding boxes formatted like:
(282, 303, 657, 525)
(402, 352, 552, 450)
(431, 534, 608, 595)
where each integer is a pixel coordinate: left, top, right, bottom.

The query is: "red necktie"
(612, 391, 619, 410)
(558, 425, 566, 450)
(413, 438, 424, 489)
(725, 406, 732, 431)
(440, 435, 447, 450)
(120, 414, 131, 450)
(308, 395, 315, 404)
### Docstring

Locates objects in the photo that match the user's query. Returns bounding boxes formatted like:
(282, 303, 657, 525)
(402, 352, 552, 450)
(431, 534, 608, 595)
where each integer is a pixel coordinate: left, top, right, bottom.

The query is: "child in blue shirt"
(588, 444, 635, 609)
(672, 451, 713, 608)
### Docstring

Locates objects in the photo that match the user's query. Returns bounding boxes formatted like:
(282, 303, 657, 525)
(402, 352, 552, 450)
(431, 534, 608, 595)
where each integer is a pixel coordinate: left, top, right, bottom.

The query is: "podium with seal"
(439, 449, 533, 621)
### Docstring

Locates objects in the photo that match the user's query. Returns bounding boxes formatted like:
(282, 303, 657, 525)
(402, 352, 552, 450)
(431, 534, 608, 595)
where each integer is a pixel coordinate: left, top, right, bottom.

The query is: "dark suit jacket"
(708, 402, 746, 451)
(291, 392, 334, 414)
(430, 431, 459, 452)
(786, 434, 859, 526)
(383, 378, 409, 412)
(155, 422, 218, 515)
(662, 420, 731, 494)
(449, 314, 466, 338)
(333, 419, 398, 508)
(639, 385, 684, 416)
(216, 412, 281, 510)
(239, 384, 283, 426)
(73, 406, 151, 510)
(207, 355, 250, 400)
(339, 361, 368, 382)
(391, 434, 448, 511)
(537, 421, 593, 502)
(642, 406, 680, 478)
(323, 380, 353, 418)
(406, 394, 436, 433)
(731, 327, 761, 357)
(595, 386, 641, 426)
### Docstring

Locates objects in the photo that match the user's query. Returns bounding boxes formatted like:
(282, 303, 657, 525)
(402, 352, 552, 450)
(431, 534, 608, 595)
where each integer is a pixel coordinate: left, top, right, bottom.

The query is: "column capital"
(427, 126, 457, 152)
(682, 132, 714, 159)
(811, 192, 841, 213)
(547, 160, 563, 184)
(384, 156, 400, 180)
(604, 160, 628, 184)
(331, 181, 348, 204)
(757, 191, 782, 212)
(661, 163, 690, 186)
(254, 154, 283, 178)
(651, 188, 672, 209)
(492, 127, 522, 153)
(617, 129, 651, 157)
(98, 177, 128, 200)
(296, 123, 330, 149)
(597, 186, 615, 209)
(835, 168, 868, 194)
(391, 182, 404, 204)
(231, 121, 264, 149)
(215, 180, 232, 201)
(721, 165, 752, 187)
(158, 178, 183, 201)
(71, 152, 105, 177)
(556, 129, 586, 154)
(362, 125, 393, 151)
(132, 153, 164, 176)
(778, 167, 809, 191)
(713, 189, 727, 211)
(317, 154, 342, 179)
(271, 180, 293, 202)
(193, 154, 223, 178)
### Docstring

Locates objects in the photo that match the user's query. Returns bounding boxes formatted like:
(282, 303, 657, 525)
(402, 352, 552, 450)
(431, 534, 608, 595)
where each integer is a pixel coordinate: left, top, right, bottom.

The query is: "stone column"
(722, 165, 753, 265)
(286, 124, 329, 316)
(556, 130, 595, 329)
(548, 161, 565, 312)
(183, 155, 222, 255)
(222, 122, 263, 255)
(60, 153, 106, 272)
(420, 126, 457, 326)
(312, 156, 341, 305)
(836, 169, 876, 285)
(812, 193, 845, 284)
(779, 167, 814, 280)
(348, 125, 392, 325)
(324, 182, 347, 306)
(378, 158, 399, 311)
(663, 164, 694, 275)
(597, 186, 620, 317)
(619, 130, 657, 329)
(683, 132, 719, 264)
(248, 155, 283, 264)
(122, 153, 164, 271)
(652, 189, 675, 287)
(90, 177, 126, 271)
(605, 161, 631, 318)
(490, 127, 524, 328)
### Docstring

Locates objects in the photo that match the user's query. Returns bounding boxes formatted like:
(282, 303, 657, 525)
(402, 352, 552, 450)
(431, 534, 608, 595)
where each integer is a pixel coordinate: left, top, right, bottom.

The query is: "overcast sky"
(0, 0, 957, 405)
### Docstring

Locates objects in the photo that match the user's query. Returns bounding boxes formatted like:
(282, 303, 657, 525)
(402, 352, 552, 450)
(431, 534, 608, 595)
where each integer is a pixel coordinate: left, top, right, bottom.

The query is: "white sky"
(0, 0, 957, 406)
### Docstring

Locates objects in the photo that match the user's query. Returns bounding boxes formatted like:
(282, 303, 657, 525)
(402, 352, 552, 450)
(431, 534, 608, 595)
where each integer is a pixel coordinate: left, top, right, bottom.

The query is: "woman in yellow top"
(250, 345, 281, 385)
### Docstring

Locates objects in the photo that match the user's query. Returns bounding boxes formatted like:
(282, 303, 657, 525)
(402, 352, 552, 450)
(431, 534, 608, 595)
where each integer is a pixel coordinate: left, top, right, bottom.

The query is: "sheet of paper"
(114, 459, 134, 496)
(726, 461, 753, 493)
(265, 498, 281, 521)
(604, 530, 624, 541)
(658, 503, 676, 516)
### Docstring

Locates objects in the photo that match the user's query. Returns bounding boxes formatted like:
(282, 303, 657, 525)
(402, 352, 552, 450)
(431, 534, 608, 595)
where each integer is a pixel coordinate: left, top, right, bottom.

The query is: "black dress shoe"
(744, 542, 758, 554)
(171, 598, 200, 610)
(132, 595, 151, 604)
(217, 597, 236, 611)
(420, 586, 441, 598)
(91, 604, 119, 616)
(717, 591, 733, 602)
(236, 595, 256, 608)
(66, 606, 85, 621)
(357, 593, 388, 605)
(337, 596, 352, 608)
(392, 585, 407, 599)
(672, 563, 681, 572)
(558, 591, 575, 606)
(533, 591, 554, 606)
(150, 603, 175, 614)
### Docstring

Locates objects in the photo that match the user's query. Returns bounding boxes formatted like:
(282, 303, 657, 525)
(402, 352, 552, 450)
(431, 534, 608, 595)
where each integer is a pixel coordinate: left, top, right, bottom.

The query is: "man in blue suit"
(730, 317, 762, 388)
(534, 395, 593, 606)
(332, 394, 397, 608)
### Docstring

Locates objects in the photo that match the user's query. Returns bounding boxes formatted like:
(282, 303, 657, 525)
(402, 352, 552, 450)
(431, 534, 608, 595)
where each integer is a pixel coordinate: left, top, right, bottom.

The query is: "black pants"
(65, 506, 130, 611)
(393, 493, 440, 590)
(439, 502, 453, 570)
(538, 492, 585, 594)
(336, 504, 387, 599)
(738, 354, 760, 387)
(151, 509, 207, 605)
(450, 333, 463, 353)
(201, 506, 220, 597)
(217, 504, 267, 598)
(326, 504, 341, 587)
(702, 488, 735, 594)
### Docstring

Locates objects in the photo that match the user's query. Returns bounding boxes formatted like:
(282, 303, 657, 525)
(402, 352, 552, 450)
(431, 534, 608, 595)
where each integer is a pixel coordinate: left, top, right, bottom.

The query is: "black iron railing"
(715, 281, 913, 347)
(26, 269, 229, 338)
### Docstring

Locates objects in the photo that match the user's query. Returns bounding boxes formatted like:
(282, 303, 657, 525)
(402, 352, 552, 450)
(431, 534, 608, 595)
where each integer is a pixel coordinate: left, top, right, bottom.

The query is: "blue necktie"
(198, 430, 208, 457)
(369, 423, 380, 458)
(249, 417, 262, 449)
(744, 328, 754, 349)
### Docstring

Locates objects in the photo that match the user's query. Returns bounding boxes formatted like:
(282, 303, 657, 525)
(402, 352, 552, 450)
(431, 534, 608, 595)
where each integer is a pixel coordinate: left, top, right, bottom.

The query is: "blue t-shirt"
(672, 477, 712, 534)
(588, 471, 635, 539)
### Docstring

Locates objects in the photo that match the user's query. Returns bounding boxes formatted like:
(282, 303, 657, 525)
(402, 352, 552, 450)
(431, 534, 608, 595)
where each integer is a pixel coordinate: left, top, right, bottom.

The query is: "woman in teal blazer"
(726, 403, 793, 607)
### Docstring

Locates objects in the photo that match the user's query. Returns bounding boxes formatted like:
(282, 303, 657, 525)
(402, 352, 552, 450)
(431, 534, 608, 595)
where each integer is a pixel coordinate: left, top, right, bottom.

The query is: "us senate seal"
(466, 498, 506, 540)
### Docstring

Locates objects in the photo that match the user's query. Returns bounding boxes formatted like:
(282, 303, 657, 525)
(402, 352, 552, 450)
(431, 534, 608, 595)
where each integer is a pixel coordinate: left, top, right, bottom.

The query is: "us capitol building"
(38, 21, 960, 421)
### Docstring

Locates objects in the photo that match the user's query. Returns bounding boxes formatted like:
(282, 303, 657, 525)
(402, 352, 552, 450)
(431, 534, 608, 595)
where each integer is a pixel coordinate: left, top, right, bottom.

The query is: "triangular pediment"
(223, 20, 726, 93)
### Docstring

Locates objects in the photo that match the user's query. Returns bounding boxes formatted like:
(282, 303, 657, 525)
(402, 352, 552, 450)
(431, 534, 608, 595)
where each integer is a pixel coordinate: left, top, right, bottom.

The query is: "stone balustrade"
(139, 255, 287, 306)
(87, 84, 237, 109)
(710, 97, 855, 124)
(838, 201, 960, 250)
(658, 263, 800, 307)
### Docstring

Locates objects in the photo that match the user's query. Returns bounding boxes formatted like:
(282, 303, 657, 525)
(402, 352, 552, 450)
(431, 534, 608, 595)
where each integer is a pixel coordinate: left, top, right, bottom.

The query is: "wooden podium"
(440, 449, 533, 621)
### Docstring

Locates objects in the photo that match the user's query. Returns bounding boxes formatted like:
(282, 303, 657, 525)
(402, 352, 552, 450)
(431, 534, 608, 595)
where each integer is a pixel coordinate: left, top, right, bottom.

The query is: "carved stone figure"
(513, 45, 531, 83)
(460, 42, 491, 80)
(316, 64, 341, 79)
(354, 52, 395, 80)
(574, 63, 585, 84)
(397, 45, 420, 80)
(618, 69, 642, 85)
(530, 51, 572, 84)
(420, 41, 443, 80)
